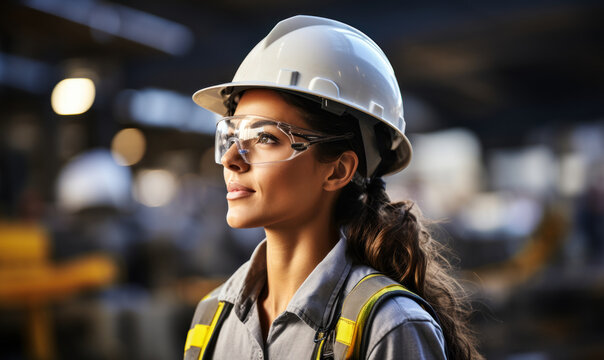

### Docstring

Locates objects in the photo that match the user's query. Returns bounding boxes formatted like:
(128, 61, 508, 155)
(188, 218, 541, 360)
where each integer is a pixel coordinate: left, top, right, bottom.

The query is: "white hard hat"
(193, 15, 412, 177)
(57, 149, 132, 213)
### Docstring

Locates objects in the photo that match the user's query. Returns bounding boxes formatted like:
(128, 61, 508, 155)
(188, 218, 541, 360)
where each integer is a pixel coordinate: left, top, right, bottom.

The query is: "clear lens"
(215, 115, 353, 166)
(215, 116, 297, 164)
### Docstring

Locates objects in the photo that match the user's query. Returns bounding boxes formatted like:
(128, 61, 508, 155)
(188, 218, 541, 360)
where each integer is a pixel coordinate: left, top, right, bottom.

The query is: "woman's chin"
(226, 211, 262, 229)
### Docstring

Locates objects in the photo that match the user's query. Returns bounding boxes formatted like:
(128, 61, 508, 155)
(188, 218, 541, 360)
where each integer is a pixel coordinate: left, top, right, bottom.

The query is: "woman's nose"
(221, 143, 250, 172)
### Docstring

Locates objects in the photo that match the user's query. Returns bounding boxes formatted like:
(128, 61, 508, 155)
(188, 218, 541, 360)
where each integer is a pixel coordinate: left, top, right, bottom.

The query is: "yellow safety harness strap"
(331, 274, 422, 360)
(184, 294, 232, 360)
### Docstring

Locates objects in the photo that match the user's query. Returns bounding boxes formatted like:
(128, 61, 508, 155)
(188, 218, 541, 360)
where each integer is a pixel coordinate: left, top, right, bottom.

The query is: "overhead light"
(23, 0, 194, 55)
(51, 78, 96, 115)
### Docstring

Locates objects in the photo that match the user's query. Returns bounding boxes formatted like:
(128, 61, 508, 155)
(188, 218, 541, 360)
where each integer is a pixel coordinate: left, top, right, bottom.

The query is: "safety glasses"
(215, 115, 353, 165)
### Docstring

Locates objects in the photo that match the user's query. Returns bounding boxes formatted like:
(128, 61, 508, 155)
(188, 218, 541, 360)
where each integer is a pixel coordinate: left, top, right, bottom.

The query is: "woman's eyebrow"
(248, 119, 278, 128)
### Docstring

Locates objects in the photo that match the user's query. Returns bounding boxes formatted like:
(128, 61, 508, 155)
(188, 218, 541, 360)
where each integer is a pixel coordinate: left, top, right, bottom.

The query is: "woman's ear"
(323, 151, 359, 192)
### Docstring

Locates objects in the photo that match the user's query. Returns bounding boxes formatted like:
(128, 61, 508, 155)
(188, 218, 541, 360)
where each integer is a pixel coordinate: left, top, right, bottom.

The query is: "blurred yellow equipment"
(0, 222, 117, 360)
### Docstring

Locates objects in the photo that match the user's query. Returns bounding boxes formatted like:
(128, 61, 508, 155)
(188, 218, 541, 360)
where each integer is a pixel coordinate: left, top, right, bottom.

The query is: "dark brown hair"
(276, 90, 483, 360)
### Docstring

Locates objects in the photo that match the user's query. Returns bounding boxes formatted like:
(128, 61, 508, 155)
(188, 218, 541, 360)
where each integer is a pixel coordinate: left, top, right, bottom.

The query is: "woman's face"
(221, 89, 335, 230)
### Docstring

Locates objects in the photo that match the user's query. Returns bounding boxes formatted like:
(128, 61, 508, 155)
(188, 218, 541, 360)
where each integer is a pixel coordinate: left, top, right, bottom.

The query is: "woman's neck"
(258, 214, 339, 340)
(264, 229, 337, 308)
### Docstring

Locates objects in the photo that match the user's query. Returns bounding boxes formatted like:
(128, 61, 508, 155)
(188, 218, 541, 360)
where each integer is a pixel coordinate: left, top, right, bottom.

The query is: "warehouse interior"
(1, 0, 604, 358)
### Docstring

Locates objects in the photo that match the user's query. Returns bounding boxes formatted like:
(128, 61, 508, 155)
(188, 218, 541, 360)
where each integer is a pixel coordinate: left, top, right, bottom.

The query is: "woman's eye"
(257, 133, 279, 144)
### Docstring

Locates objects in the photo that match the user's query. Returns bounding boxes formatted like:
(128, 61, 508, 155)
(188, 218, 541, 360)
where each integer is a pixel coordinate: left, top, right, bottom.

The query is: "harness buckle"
(314, 328, 328, 343)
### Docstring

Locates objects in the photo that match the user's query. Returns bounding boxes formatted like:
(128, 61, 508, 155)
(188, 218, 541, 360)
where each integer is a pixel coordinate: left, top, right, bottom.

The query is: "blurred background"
(1, 0, 603, 359)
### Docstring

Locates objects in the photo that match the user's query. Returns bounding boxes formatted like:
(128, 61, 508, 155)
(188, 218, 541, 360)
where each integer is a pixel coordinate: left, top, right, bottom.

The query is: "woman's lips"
(226, 182, 255, 200)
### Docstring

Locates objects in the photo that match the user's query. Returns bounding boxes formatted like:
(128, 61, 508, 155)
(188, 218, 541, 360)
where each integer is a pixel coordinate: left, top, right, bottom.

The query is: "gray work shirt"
(203, 237, 447, 359)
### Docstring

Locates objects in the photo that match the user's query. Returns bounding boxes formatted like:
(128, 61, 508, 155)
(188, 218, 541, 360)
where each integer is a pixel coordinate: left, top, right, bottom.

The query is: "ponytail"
(275, 91, 483, 360)
(335, 177, 481, 360)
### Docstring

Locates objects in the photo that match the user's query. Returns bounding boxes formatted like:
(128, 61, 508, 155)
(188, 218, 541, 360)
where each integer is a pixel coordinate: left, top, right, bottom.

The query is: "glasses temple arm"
(290, 132, 354, 151)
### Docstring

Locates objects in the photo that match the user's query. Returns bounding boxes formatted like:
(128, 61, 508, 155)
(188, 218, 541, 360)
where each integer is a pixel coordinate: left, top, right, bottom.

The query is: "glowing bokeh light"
(111, 128, 146, 166)
(133, 169, 177, 207)
(51, 78, 96, 115)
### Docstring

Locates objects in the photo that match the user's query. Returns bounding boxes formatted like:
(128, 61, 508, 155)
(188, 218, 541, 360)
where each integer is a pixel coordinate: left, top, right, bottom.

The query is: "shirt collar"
(286, 236, 351, 331)
(218, 236, 352, 331)
(217, 239, 267, 321)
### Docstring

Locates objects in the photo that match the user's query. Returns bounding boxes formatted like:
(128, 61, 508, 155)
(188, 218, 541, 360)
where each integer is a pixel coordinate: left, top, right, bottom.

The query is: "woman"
(185, 15, 481, 359)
